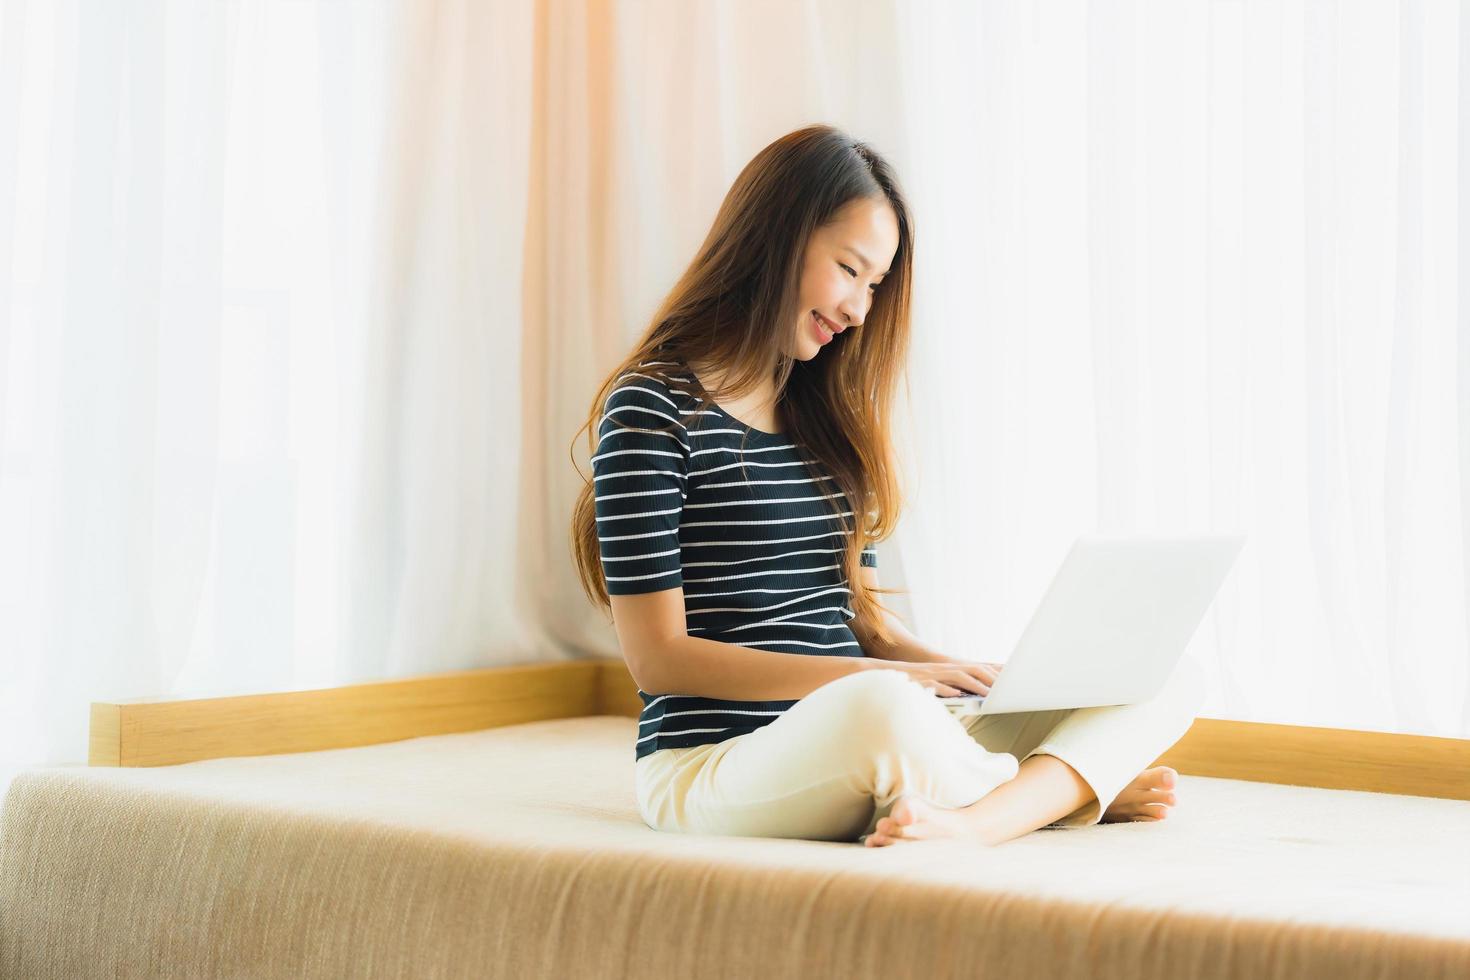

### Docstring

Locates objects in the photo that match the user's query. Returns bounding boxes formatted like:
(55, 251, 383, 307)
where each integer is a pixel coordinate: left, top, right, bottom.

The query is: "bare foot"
(1099, 766, 1178, 823)
(862, 795, 978, 848)
(861, 766, 1181, 847)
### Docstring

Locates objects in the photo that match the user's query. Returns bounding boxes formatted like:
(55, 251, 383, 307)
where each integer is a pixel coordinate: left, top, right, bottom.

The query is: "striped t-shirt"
(592, 358, 878, 762)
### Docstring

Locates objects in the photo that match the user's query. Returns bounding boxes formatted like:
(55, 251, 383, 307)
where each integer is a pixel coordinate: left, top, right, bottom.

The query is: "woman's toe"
(890, 795, 928, 828)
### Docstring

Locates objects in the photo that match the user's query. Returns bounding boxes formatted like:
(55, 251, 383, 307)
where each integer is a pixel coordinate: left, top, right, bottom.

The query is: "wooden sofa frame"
(88, 658, 1470, 803)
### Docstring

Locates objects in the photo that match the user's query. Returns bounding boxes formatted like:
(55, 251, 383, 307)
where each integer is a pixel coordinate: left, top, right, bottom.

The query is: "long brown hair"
(569, 124, 915, 647)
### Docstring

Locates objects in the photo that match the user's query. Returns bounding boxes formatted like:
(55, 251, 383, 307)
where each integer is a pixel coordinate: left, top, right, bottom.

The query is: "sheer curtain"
(893, 0, 1467, 739)
(0, 0, 1464, 786)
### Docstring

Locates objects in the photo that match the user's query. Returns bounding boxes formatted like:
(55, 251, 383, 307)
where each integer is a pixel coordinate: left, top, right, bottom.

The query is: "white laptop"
(940, 532, 1246, 719)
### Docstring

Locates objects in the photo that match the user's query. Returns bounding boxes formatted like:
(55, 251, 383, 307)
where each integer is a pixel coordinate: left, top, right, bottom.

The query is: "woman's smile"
(811, 310, 836, 343)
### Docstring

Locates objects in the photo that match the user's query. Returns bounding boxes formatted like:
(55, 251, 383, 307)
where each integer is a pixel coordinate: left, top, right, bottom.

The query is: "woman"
(570, 124, 1203, 847)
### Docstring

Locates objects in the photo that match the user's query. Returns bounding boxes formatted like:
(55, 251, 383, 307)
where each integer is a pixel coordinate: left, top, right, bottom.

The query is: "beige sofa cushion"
(2, 715, 1468, 979)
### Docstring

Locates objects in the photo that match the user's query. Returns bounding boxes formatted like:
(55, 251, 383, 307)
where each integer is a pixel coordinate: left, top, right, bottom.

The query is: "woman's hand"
(889, 660, 1006, 697)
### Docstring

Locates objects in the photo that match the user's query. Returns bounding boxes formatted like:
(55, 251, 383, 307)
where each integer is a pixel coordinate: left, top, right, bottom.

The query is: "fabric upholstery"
(2, 716, 1467, 979)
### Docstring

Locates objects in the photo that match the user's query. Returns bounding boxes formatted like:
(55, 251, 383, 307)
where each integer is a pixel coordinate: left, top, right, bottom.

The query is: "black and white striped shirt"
(592, 357, 877, 762)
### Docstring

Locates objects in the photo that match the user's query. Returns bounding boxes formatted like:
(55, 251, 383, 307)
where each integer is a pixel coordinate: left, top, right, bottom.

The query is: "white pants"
(635, 655, 1207, 843)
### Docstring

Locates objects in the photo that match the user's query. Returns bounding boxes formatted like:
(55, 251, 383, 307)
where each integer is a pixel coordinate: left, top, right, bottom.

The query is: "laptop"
(939, 532, 1246, 719)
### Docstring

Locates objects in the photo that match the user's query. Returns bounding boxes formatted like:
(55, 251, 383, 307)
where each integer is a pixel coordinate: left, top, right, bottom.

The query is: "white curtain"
(893, 0, 1467, 740)
(1, 0, 1464, 785)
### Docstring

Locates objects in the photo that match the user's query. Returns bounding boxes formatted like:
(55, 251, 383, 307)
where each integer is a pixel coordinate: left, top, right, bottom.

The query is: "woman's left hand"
(892, 645, 1006, 692)
(973, 661, 1005, 694)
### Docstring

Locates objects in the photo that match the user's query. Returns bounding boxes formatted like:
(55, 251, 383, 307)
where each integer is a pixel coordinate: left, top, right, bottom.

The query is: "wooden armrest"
(89, 657, 1470, 802)
(89, 658, 640, 768)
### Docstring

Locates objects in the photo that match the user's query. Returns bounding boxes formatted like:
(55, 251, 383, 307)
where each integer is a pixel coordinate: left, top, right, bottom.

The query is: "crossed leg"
(863, 757, 1178, 847)
(864, 655, 1205, 847)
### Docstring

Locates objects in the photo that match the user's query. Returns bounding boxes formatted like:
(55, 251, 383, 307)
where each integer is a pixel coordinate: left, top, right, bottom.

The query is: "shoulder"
(602, 360, 695, 423)
(606, 359, 682, 402)
(593, 361, 699, 470)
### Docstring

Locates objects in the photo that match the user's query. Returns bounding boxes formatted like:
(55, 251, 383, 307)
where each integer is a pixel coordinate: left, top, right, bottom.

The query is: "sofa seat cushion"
(2, 715, 1467, 979)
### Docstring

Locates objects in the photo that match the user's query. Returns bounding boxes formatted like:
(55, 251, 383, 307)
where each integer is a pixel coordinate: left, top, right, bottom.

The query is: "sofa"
(2, 658, 1467, 979)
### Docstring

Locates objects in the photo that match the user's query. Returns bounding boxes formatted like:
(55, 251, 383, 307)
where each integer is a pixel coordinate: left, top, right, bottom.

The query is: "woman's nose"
(838, 294, 867, 329)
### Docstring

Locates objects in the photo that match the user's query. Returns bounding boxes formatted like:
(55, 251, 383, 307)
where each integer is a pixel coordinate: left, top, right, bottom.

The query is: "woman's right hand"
(887, 660, 1004, 698)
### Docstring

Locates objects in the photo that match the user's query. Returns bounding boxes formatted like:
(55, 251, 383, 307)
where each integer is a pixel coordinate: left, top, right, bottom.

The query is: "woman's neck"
(686, 357, 784, 432)
(687, 357, 776, 398)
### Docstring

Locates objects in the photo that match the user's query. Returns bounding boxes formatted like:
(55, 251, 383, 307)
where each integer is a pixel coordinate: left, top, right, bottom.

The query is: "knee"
(818, 666, 925, 713)
(810, 668, 940, 749)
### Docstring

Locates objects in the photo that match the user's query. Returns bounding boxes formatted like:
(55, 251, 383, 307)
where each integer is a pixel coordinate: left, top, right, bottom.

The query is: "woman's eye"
(840, 262, 881, 291)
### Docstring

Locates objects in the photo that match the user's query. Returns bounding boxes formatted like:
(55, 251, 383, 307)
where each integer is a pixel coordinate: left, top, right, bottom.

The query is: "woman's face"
(789, 196, 900, 360)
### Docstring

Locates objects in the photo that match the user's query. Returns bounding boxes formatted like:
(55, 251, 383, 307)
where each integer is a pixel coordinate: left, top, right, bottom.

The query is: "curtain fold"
(0, 0, 1464, 778)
